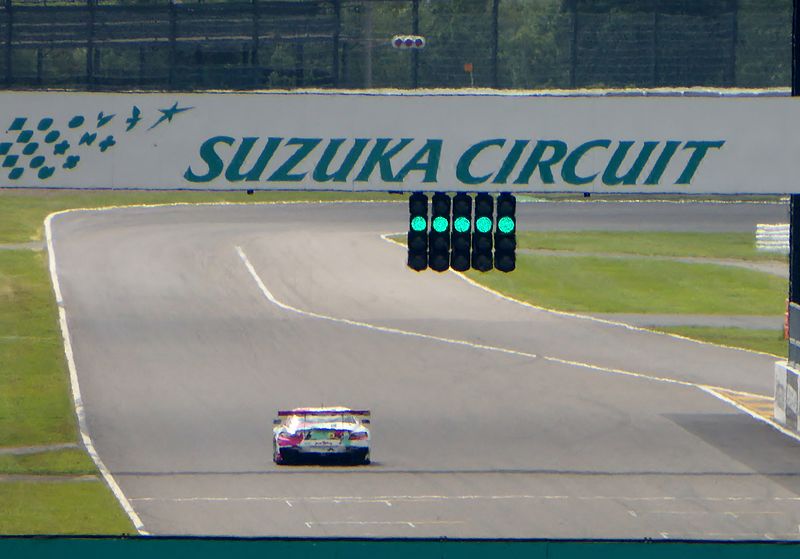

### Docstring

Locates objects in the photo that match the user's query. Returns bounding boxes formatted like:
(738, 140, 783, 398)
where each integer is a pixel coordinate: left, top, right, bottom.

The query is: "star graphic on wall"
(148, 102, 193, 130)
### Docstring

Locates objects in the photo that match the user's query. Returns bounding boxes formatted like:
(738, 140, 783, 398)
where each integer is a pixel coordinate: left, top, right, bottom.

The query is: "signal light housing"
(494, 193, 516, 272)
(407, 192, 428, 271)
(472, 193, 494, 272)
(451, 193, 472, 272)
(392, 35, 426, 49)
(428, 193, 451, 272)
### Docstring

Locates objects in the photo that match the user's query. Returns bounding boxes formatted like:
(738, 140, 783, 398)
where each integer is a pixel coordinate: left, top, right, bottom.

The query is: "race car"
(272, 407, 371, 465)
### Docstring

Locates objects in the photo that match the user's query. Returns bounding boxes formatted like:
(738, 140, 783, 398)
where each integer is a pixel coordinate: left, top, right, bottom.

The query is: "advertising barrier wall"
(1, 91, 800, 193)
(2, 537, 800, 559)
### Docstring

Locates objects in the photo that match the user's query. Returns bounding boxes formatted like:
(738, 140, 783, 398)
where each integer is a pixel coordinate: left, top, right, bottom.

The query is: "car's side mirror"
(362, 419, 370, 425)
(273, 419, 281, 425)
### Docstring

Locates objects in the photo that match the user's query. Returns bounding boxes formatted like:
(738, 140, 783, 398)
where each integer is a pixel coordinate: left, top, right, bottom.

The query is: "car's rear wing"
(274, 409, 370, 426)
(277, 409, 370, 417)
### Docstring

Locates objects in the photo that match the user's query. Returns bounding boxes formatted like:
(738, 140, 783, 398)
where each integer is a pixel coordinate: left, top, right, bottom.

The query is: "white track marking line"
(379, 232, 783, 360)
(237, 245, 800, 443)
(45, 211, 148, 535)
(236, 246, 539, 360)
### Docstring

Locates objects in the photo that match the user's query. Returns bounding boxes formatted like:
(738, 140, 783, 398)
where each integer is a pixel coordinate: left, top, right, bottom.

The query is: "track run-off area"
(47, 201, 800, 539)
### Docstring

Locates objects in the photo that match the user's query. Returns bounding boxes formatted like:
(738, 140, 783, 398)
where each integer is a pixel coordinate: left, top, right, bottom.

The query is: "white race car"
(272, 407, 371, 465)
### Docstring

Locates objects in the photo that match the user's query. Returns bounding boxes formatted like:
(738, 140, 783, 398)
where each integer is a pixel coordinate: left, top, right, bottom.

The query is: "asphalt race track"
(50, 200, 800, 539)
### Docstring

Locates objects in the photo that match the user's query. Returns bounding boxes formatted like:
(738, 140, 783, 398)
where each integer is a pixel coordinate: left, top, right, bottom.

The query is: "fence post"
(569, 0, 578, 88)
(332, 0, 340, 87)
(295, 42, 304, 86)
(87, 0, 96, 89)
(728, 0, 738, 86)
(652, 0, 660, 87)
(139, 45, 145, 87)
(4, 0, 11, 87)
(491, 0, 499, 88)
(411, 0, 419, 88)
(790, 0, 800, 364)
(363, 0, 372, 88)
(169, 0, 177, 89)
(252, 0, 260, 87)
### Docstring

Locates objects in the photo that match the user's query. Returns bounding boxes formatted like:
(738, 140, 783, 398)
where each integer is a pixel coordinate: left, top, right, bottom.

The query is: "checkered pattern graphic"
(1, 102, 191, 182)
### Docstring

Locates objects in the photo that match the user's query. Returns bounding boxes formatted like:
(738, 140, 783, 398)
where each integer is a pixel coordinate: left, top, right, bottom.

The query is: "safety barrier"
(756, 223, 790, 254)
(775, 361, 800, 434)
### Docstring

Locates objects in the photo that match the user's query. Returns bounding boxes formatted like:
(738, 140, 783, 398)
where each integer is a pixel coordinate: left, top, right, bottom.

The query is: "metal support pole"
(139, 45, 145, 87)
(363, 0, 372, 88)
(792, 0, 800, 304)
(252, 0, 260, 87)
(491, 0, 499, 88)
(36, 48, 42, 86)
(87, 0, 96, 89)
(4, 0, 11, 87)
(169, 0, 177, 89)
(728, 0, 738, 86)
(411, 0, 419, 89)
(790, 0, 800, 364)
(295, 42, 304, 87)
(332, 0, 340, 87)
(569, 0, 578, 88)
(652, 0, 659, 87)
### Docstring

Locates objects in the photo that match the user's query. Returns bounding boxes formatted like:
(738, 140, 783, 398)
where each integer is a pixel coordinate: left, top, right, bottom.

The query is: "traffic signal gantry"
(406, 192, 516, 273)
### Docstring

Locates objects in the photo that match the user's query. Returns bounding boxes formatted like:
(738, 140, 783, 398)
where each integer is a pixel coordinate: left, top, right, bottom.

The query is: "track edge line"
(45, 209, 149, 535)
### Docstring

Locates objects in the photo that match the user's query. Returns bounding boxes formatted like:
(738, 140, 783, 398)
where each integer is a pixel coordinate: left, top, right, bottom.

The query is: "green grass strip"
(0, 250, 76, 447)
(0, 190, 399, 244)
(466, 253, 786, 315)
(517, 231, 785, 262)
(0, 449, 96, 476)
(0, 482, 135, 535)
(654, 327, 787, 358)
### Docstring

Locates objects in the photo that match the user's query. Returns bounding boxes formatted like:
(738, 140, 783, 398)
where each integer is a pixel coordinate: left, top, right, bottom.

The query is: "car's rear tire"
(352, 449, 370, 465)
(274, 442, 296, 465)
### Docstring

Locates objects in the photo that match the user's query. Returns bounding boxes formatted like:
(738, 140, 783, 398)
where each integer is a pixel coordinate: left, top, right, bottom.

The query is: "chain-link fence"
(0, 0, 790, 91)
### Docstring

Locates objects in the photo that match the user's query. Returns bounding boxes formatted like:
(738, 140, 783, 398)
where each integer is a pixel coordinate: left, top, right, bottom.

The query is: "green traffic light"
(432, 216, 449, 233)
(410, 216, 427, 232)
(497, 216, 515, 234)
(475, 216, 492, 233)
(453, 216, 470, 233)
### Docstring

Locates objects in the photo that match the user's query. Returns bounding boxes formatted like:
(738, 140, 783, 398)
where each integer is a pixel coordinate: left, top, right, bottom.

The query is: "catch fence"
(0, 0, 790, 91)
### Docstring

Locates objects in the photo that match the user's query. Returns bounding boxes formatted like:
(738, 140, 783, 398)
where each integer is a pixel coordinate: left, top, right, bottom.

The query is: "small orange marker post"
(463, 62, 474, 86)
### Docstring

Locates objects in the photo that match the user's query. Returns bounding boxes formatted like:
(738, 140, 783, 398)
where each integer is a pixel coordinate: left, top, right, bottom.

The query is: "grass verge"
(464, 253, 786, 315)
(0, 251, 76, 447)
(653, 327, 787, 358)
(0, 449, 96, 476)
(517, 231, 785, 262)
(0, 482, 135, 535)
(0, 189, 399, 244)
(0, 247, 134, 533)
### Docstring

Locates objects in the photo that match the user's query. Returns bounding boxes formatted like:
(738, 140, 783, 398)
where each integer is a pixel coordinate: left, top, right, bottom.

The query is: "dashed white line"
(304, 520, 464, 528)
